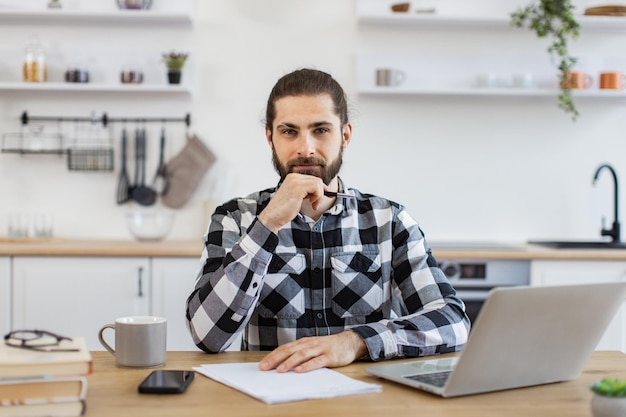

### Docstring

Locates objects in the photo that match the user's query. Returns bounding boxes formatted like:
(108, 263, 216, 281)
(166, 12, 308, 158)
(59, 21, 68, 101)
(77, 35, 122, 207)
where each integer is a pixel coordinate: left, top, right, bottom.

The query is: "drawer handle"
(137, 267, 144, 297)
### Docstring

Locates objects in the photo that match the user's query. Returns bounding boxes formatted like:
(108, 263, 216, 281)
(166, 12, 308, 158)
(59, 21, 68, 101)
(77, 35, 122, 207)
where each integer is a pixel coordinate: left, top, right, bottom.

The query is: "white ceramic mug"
(98, 316, 167, 368)
(512, 73, 535, 88)
(476, 73, 497, 87)
(376, 68, 406, 87)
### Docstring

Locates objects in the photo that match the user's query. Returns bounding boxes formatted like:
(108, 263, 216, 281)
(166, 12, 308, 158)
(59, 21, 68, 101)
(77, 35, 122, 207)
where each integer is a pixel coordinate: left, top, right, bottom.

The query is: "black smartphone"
(138, 370, 195, 394)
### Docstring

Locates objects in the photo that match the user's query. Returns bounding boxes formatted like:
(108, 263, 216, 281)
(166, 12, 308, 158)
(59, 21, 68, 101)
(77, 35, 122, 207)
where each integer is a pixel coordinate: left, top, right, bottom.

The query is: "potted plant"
(162, 51, 188, 85)
(510, 0, 580, 120)
(590, 377, 626, 417)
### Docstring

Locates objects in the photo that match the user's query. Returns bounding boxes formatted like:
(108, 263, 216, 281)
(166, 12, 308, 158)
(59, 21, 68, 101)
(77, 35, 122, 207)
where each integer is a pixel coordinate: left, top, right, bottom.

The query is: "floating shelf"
(356, 9, 626, 33)
(0, 8, 193, 26)
(0, 82, 192, 95)
(358, 86, 626, 101)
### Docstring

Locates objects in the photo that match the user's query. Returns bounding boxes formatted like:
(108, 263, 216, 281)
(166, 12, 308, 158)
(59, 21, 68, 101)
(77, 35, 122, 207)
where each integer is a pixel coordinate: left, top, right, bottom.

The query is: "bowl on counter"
(125, 211, 174, 242)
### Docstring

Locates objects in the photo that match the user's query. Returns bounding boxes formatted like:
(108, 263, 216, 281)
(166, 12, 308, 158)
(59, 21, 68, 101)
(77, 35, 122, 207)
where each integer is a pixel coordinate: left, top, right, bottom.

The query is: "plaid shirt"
(186, 179, 470, 361)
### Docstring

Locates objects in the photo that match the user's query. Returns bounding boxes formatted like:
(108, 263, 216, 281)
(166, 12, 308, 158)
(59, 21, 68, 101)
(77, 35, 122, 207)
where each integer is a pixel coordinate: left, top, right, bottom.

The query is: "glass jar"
(23, 36, 47, 83)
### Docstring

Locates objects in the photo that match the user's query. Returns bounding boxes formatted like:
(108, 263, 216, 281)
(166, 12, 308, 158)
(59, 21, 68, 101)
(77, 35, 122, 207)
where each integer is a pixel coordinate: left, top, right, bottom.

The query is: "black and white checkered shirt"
(186, 179, 470, 361)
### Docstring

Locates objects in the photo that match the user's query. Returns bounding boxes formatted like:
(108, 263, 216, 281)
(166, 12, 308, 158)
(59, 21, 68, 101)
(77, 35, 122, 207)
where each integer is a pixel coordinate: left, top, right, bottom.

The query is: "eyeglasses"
(4, 329, 79, 352)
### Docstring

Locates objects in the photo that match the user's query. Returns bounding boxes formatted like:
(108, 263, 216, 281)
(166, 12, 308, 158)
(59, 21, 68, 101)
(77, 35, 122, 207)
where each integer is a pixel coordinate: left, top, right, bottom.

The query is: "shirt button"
(252, 282, 258, 288)
(316, 313, 323, 319)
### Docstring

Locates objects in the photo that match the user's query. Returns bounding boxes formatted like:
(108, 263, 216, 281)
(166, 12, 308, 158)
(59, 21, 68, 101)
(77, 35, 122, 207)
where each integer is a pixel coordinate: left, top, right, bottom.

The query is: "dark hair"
(265, 68, 349, 131)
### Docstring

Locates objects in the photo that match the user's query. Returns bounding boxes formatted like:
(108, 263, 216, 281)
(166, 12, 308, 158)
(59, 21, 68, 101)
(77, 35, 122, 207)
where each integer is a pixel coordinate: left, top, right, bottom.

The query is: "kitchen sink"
(528, 240, 626, 249)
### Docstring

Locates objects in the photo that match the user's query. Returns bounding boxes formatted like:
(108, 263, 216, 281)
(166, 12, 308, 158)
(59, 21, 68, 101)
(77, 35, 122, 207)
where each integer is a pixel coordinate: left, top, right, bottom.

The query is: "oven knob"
(440, 262, 461, 280)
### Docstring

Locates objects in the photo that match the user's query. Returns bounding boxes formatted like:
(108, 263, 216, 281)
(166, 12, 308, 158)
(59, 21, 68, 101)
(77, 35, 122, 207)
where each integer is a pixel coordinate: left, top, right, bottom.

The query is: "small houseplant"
(590, 377, 626, 417)
(163, 51, 189, 84)
(510, 0, 580, 120)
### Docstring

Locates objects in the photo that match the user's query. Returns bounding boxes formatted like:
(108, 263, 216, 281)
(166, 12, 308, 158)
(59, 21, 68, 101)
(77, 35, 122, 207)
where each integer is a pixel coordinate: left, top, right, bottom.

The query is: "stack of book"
(0, 336, 92, 417)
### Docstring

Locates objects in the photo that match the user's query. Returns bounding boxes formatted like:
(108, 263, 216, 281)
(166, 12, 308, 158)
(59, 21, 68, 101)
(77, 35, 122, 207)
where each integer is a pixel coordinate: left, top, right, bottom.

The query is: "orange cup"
(562, 71, 592, 89)
(599, 71, 625, 90)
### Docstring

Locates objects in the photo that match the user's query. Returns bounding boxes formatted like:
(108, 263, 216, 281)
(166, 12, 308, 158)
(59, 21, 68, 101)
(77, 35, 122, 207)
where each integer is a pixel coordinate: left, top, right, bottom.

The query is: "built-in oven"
(438, 259, 530, 326)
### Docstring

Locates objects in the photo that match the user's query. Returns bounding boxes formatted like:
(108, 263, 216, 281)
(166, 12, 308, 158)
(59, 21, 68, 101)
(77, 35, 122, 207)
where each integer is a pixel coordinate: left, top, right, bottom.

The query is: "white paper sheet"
(193, 362, 382, 404)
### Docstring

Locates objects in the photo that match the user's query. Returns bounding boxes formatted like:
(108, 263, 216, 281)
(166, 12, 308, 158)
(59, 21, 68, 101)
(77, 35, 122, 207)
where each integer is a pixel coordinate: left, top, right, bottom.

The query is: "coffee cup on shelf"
(120, 70, 144, 84)
(512, 73, 535, 88)
(375, 68, 406, 87)
(64, 69, 89, 83)
(599, 71, 626, 90)
(476, 73, 497, 88)
(98, 316, 167, 368)
(562, 71, 592, 89)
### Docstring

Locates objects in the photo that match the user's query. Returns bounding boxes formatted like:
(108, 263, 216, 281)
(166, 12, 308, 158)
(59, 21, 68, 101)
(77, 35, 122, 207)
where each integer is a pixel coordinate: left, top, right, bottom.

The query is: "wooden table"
(86, 351, 626, 416)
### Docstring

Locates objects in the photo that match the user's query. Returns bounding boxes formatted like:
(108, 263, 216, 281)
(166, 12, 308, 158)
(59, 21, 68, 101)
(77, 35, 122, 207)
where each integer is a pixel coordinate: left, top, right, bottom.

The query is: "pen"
(324, 191, 356, 199)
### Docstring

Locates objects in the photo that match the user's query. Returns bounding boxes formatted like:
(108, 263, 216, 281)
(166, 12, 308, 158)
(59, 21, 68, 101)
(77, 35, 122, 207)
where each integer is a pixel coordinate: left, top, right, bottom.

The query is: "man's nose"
(296, 134, 315, 156)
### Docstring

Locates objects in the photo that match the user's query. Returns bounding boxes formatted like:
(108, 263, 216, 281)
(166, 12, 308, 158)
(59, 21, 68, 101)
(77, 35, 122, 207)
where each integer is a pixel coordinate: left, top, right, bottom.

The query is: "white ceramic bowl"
(125, 211, 174, 242)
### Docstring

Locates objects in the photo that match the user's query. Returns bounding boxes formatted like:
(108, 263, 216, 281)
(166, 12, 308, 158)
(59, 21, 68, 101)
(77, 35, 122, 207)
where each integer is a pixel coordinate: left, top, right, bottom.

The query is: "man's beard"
(272, 146, 343, 186)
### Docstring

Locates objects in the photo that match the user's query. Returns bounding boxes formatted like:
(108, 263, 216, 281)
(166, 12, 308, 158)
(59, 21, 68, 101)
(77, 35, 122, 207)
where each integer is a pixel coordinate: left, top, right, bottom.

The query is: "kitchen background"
(1, 0, 625, 245)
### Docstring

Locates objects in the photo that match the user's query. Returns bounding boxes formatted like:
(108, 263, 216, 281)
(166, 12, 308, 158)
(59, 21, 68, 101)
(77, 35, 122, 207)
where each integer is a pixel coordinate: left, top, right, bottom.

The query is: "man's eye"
(281, 129, 296, 135)
(315, 128, 329, 134)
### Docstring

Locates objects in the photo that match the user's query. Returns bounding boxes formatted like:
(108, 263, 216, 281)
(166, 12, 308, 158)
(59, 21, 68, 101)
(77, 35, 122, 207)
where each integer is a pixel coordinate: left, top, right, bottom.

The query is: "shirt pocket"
(257, 253, 306, 319)
(330, 251, 383, 318)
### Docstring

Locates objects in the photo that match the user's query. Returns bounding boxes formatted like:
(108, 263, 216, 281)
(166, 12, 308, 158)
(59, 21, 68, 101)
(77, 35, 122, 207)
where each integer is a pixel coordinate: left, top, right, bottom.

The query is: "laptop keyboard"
(406, 371, 451, 388)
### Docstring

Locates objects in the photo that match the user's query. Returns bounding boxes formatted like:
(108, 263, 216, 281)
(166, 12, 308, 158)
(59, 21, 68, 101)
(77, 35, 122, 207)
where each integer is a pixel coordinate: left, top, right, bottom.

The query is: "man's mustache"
(287, 157, 326, 170)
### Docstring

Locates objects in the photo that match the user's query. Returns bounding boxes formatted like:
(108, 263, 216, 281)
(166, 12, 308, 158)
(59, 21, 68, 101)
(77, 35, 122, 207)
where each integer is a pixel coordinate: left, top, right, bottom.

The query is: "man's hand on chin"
(258, 330, 368, 373)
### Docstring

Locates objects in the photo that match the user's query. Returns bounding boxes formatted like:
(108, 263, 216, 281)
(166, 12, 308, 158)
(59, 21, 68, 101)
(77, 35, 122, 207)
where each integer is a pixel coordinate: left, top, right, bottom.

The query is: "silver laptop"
(366, 282, 626, 397)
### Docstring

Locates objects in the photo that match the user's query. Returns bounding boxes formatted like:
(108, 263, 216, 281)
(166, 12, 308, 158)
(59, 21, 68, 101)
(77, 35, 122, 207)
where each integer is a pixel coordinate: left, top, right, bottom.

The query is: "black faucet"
(593, 163, 621, 242)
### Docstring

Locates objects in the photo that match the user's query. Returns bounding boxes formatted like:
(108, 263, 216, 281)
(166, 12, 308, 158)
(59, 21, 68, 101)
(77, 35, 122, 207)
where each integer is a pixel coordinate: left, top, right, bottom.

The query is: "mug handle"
(98, 324, 116, 355)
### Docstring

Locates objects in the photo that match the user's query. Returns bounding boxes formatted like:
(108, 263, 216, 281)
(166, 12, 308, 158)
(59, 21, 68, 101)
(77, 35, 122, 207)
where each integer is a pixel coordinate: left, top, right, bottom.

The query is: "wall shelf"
(358, 86, 626, 101)
(358, 13, 626, 33)
(0, 8, 193, 26)
(356, 0, 626, 33)
(0, 82, 192, 95)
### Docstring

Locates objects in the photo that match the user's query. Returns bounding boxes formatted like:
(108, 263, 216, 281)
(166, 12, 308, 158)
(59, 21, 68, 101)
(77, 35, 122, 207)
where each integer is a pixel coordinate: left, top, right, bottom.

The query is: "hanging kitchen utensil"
(152, 127, 168, 195)
(116, 128, 131, 204)
(131, 128, 157, 206)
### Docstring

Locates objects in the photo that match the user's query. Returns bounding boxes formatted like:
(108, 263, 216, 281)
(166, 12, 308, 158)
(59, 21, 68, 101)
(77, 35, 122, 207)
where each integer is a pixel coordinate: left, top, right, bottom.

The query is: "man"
(186, 68, 470, 373)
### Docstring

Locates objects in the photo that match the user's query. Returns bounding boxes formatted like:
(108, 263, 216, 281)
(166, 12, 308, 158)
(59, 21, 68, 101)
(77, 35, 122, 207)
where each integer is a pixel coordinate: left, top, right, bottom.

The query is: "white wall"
(1, 0, 624, 244)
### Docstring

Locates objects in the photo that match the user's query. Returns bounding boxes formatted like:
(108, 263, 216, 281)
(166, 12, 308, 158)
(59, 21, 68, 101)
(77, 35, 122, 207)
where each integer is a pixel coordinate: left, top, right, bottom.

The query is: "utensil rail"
(20, 111, 191, 128)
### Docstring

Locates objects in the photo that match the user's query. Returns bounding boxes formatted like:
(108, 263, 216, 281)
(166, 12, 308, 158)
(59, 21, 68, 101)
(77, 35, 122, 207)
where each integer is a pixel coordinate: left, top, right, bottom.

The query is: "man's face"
(266, 94, 351, 185)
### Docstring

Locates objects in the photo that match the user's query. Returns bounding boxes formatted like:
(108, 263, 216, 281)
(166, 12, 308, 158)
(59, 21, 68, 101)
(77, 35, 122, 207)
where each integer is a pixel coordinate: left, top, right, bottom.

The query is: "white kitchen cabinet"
(12, 256, 150, 351)
(0, 257, 10, 334)
(531, 260, 626, 352)
(151, 257, 200, 351)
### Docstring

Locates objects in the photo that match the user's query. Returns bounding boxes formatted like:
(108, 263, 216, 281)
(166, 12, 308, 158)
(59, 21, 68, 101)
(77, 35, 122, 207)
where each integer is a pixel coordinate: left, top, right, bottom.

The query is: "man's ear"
(342, 123, 353, 149)
(265, 128, 273, 147)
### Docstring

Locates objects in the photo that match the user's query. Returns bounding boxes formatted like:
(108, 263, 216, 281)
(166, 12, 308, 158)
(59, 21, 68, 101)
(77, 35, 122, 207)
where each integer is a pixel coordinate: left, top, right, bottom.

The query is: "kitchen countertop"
(2, 239, 626, 261)
(0, 238, 203, 257)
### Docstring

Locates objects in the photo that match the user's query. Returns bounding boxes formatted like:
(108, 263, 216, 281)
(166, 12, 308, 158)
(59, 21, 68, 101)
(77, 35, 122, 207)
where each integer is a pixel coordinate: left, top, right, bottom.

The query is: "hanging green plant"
(510, 0, 581, 120)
